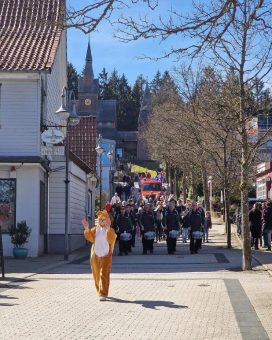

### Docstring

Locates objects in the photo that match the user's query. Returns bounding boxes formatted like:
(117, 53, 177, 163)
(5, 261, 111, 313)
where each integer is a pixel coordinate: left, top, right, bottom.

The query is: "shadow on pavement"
(106, 297, 188, 310)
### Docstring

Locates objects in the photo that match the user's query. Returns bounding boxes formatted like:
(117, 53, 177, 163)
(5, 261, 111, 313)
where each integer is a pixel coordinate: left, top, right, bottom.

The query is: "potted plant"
(8, 221, 31, 259)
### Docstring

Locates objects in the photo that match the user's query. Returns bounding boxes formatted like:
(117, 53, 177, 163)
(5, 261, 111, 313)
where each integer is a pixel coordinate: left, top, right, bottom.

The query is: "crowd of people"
(248, 200, 272, 251)
(105, 189, 212, 256)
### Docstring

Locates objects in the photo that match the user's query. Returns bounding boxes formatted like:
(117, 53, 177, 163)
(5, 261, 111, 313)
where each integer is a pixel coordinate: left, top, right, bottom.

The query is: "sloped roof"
(0, 0, 65, 71)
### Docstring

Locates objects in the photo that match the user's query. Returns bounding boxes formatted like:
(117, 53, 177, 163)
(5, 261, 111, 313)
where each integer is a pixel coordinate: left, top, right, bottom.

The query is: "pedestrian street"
(0, 222, 272, 340)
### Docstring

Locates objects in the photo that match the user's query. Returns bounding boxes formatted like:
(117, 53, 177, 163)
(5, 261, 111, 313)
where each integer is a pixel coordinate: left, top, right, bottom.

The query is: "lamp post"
(56, 88, 80, 261)
(107, 146, 113, 198)
(95, 134, 104, 211)
(208, 176, 213, 213)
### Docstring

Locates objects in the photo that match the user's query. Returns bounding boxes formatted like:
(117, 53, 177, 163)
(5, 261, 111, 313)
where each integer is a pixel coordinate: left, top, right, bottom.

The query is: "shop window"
(0, 179, 16, 232)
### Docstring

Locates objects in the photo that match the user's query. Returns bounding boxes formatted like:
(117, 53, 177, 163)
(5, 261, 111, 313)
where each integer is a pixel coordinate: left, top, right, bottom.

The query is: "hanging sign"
(41, 146, 65, 156)
(41, 129, 64, 145)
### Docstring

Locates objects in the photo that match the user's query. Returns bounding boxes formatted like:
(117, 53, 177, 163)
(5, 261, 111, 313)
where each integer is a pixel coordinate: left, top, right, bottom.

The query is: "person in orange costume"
(82, 210, 117, 301)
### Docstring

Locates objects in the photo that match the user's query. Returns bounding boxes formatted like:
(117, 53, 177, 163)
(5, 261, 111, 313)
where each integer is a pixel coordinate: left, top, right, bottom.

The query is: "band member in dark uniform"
(116, 206, 132, 256)
(125, 204, 137, 251)
(163, 201, 181, 254)
(188, 201, 204, 254)
(139, 204, 156, 254)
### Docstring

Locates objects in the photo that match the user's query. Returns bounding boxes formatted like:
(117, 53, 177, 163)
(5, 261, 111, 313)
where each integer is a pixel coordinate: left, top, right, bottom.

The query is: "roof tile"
(0, 0, 65, 71)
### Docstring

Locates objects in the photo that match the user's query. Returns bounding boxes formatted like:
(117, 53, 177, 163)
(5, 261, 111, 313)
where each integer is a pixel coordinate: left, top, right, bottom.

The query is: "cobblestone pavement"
(1, 223, 272, 340)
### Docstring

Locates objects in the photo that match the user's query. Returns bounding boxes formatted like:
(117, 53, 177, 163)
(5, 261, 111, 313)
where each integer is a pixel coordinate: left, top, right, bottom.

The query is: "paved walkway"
(1, 221, 272, 340)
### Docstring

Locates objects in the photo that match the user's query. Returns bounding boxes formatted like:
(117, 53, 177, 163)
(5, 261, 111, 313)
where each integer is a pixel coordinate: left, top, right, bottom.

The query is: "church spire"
(83, 41, 94, 80)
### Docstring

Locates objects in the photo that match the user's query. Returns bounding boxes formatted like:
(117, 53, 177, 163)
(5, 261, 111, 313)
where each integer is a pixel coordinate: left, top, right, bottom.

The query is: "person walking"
(188, 201, 204, 254)
(81, 210, 116, 301)
(163, 201, 181, 254)
(139, 204, 156, 254)
(262, 201, 272, 251)
(181, 203, 191, 243)
(203, 211, 212, 243)
(110, 192, 121, 206)
(154, 203, 164, 242)
(116, 206, 133, 255)
(249, 203, 262, 250)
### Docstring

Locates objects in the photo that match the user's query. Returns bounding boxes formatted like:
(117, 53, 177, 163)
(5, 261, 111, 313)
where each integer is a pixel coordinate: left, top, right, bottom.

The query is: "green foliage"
(8, 221, 31, 248)
(98, 69, 145, 131)
(67, 62, 79, 99)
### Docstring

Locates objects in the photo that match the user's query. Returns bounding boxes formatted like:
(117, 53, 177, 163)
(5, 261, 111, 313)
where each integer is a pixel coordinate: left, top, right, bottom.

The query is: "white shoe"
(99, 296, 107, 301)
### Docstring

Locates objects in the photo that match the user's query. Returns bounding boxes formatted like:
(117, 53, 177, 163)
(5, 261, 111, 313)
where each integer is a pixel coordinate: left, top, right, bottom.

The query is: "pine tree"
(67, 62, 79, 99)
(117, 74, 132, 130)
(107, 69, 120, 99)
(130, 75, 145, 130)
(150, 70, 162, 94)
(98, 67, 109, 99)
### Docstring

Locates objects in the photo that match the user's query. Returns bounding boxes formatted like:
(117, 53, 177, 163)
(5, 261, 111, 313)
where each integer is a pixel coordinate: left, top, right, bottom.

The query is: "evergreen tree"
(150, 70, 162, 94)
(117, 74, 132, 130)
(130, 75, 145, 130)
(250, 78, 272, 114)
(107, 69, 120, 99)
(67, 62, 79, 99)
(98, 67, 109, 99)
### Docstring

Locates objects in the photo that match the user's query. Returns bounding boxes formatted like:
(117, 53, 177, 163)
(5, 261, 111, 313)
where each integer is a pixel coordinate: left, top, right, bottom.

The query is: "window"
(142, 183, 162, 191)
(0, 179, 16, 232)
(256, 179, 266, 199)
(87, 190, 93, 222)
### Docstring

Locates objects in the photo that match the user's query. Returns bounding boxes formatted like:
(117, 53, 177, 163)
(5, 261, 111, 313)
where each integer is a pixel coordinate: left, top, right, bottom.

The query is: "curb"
(0, 247, 90, 284)
(233, 230, 272, 277)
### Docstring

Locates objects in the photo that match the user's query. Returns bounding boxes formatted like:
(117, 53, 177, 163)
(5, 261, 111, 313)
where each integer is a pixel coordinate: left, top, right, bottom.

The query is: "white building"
(0, 0, 96, 256)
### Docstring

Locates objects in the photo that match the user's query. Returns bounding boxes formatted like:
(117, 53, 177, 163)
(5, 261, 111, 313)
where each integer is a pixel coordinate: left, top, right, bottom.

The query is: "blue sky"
(67, 0, 193, 85)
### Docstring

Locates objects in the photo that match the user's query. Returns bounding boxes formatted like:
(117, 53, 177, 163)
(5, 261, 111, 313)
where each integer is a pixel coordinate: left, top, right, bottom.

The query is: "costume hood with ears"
(97, 210, 111, 228)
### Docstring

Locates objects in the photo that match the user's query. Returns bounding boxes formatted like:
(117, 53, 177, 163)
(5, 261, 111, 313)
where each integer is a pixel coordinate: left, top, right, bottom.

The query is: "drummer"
(116, 205, 133, 256)
(163, 201, 181, 254)
(139, 204, 156, 254)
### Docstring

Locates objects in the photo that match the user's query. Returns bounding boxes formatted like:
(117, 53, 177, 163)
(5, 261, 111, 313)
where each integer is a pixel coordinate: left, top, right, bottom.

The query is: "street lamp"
(107, 146, 113, 198)
(95, 134, 104, 211)
(208, 176, 213, 213)
(56, 88, 80, 261)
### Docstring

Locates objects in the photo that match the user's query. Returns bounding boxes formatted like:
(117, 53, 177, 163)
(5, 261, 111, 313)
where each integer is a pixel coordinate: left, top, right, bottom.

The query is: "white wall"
(1, 164, 43, 257)
(48, 161, 65, 234)
(49, 160, 88, 234)
(0, 80, 40, 156)
(70, 163, 87, 234)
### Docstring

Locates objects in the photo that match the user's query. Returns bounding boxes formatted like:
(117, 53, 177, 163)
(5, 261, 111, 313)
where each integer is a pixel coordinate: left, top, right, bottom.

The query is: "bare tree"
(115, 0, 272, 270)
(65, 0, 158, 33)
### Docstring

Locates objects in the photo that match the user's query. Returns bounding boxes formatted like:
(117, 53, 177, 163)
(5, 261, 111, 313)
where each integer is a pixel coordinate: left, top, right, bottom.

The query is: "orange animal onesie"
(84, 210, 116, 298)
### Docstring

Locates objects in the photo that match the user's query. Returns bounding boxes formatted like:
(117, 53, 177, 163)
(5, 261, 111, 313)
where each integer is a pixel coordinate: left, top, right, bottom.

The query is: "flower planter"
(13, 247, 28, 259)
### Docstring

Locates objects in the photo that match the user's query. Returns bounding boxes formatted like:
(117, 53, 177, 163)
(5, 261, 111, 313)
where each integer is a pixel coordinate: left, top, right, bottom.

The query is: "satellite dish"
(41, 129, 64, 145)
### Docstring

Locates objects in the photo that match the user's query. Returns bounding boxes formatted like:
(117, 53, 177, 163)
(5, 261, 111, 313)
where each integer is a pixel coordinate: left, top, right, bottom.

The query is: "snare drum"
(120, 232, 132, 241)
(169, 230, 179, 239)
(144, 231, 155, 240)
(192, 231, 203, 240)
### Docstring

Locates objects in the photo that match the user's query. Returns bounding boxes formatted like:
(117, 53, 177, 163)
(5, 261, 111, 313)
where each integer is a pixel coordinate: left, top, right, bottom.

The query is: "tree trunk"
(224, 188, 231, 248)
(240, 94, 251, 269)
(191, 169, 197, 201)
(202, 165, 210, 211)
(223, 141, 231, 248)
(182, 173, 187, 202)
(241, 158, 251, 270)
